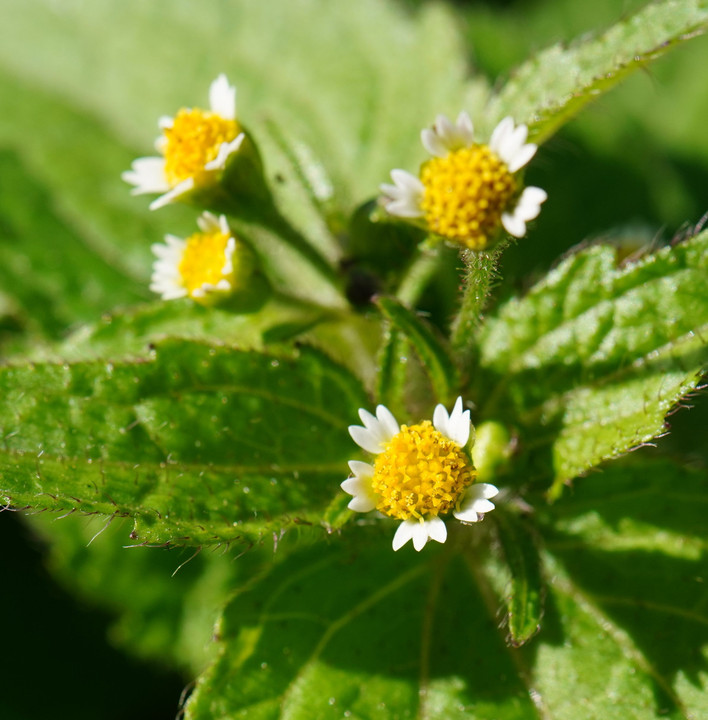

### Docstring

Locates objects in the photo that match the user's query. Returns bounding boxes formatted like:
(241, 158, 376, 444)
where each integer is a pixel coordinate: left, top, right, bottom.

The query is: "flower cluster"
(124, 78, 527, 554)
(124, 75, 262, 307)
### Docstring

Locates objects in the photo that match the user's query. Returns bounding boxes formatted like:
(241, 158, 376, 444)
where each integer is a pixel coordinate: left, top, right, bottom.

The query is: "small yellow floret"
(420, 145, 517, 250)
(179, 228, 233, 298)
(371, 421, 475, 521)
(163, 108, 240, 187)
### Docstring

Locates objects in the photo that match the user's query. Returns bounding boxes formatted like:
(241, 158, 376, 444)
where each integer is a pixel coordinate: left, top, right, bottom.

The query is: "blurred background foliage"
(1, 0, 707, 718)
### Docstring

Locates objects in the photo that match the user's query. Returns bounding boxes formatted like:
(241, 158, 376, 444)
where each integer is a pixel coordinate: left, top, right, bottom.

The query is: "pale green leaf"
(478, 231, 708, 493)
(0, 340, 367, 547)
(484, 0, 708, 144)
(0, 0, 488, 215)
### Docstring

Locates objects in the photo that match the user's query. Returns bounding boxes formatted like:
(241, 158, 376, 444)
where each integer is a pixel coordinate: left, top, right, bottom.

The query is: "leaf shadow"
(546, 531, 708, 713)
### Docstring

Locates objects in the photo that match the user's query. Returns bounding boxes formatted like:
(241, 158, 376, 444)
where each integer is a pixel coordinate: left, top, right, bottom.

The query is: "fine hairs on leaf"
(1, 0, 708, 718)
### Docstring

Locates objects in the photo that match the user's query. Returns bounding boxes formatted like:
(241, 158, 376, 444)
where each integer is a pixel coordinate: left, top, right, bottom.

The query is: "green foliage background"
(1, 0, 708, 718)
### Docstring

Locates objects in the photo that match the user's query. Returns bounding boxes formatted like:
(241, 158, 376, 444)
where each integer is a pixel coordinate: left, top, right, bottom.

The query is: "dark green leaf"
(184, 533, 543, 720)
(536, 457, 708, 716)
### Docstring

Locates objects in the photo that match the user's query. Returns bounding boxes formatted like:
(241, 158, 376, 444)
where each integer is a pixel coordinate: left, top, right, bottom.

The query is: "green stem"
(450, 246, 503, 353)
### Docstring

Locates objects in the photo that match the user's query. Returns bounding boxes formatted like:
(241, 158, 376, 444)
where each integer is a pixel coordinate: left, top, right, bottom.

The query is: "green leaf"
(478, 232, 708, 494)
(0, 340, 368, 546)
(489, 508, 544, 647)
(183, 533, 543, 720)
(484, 0, 708, 144)
(375, 325, 410, 415)
(0, 148, 147, 339)
(53, 297, 331, 362)
(534, 457, 708, 717)
(377, 296, 459, 405)
(185, 504, 708, 719)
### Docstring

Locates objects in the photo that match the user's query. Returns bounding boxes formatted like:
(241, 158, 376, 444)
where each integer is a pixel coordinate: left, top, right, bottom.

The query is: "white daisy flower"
(150, 212, 240, 304)
(380, 112, 547, 250)
(123, 74, 245, 210)
(342, 397, 499, 552)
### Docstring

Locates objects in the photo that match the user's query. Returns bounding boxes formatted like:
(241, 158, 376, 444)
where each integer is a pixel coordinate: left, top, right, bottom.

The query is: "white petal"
(149, 177, 195, 210)
(220, 237, 236, 276)
(358, 408, 388, 443)
(349, 425, 385, 454)
(341, 476, 364, 495)
(471, 498, 496, 513)
(507, 143, 538, 173)
(204, 133, 245, 171)
(341, 474, 378, 513)
(426, 516, 448, 545)
(432, 403, 450, 437)
(209, 74, 237, 120)
(454, 483, 499, 523)
(455, 111, 474, 143)
(122, 157, 169, 194)
(434, 113, 455, 141)
(384, 198, 424, 218)
(348, 460, 374, 478)
(450, 396, 464, 424)
(515, 186, 548, 220)
(218, 214, 231, 234)
(158, 115, 174, 129)
(348, 495, 377, 512)
(476, 483, 500, 500)
(448, 401, 471, 447)
(391, 168, 425, 193)
(381, 169, 425, 218)
(488, 117, 514, 156)
(152, 238, 185, 260)
(497, 124, 528, 166)
(453, 506, 479, 523)
(421, 128, 448, 158)
(392, 520, 416, 551)
(501, 211, 526, 238)
(375, 405, 400, 440)
(412, 521, 430, 551)
(196, 211, 221, 233)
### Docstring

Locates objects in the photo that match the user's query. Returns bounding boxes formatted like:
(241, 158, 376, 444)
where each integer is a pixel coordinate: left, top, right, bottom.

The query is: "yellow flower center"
(371, 421, 475, 521)
(178, 228, 234, 299)
(420, 145, 517, 250)
(163, 108, 240, 187)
